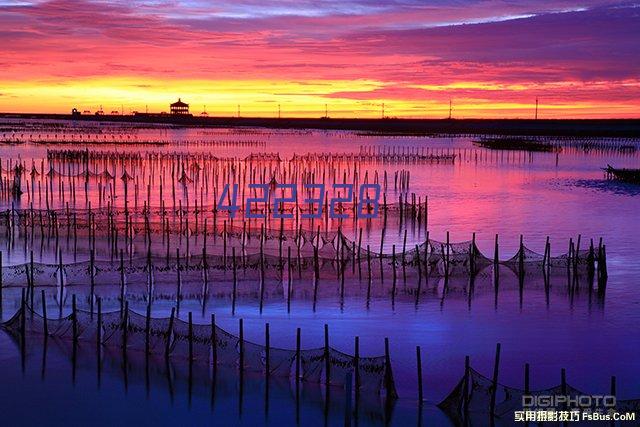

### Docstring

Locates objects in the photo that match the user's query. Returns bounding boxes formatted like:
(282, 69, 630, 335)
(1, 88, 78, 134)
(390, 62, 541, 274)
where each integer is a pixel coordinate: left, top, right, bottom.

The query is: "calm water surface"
(0, 120, 638, 425)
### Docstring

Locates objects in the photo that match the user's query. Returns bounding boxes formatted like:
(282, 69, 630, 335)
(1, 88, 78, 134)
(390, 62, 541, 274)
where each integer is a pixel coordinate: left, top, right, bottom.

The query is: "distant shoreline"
(1, 113, 639, 137)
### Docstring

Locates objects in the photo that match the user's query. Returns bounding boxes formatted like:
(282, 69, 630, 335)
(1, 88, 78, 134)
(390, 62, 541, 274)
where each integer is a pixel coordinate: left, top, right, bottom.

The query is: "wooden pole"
(238, 318, 244, 375)
(29, 250, 35, 308)
(176, 248, 182, 307)
(463, 355, 470, 416)
(211, 313, 217, 367)
(188, 311, 194, 362)
(0, 251, 3, 307)
(493, 234, 500, 294)
(165, 307, 175, 358)
(561, 368, 567, 414)
(489, 343, 501, 418)
(324, 324, 330, 385)
(518, 234, 524, 278)
(265, 323, 270, 378)
(470, 233, 476, 275)
(145, 302, 151, 354)
(119, 249, 125, 314)
(416, 345, 423, 403)
(354, 336, 360, 393)
(232, 247, 237, 315)
(295, 327, 301, 383)
(287, 246, 292, 313)
(97, 298, 102, 351)
(58, 250, 65, 318)
(41, 289, 48, 336)
(72, 294, 78, 344)
(89, 249, 95, 317)
(384, 337, 396, 398)
(20, 288, 26, 357)
(446, 231, 450, 281)
(391, 245, 397, 297)
(122, 300, 129, 351)
(610, 375, 616, 399)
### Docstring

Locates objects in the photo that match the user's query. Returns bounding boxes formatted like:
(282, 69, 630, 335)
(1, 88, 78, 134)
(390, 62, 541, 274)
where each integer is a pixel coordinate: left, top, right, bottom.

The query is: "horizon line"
(2, 112, 640, 121)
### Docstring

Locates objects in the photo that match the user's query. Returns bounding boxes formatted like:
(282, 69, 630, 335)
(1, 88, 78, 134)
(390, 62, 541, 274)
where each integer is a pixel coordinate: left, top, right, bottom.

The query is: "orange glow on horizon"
(1, 77, 638, 119)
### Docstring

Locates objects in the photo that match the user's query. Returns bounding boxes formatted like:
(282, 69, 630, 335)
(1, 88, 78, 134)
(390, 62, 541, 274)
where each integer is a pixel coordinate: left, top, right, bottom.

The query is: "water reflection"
(568, 179, 640, 196)
(0, 332, 452, 426)
(0, 121, 639, 421)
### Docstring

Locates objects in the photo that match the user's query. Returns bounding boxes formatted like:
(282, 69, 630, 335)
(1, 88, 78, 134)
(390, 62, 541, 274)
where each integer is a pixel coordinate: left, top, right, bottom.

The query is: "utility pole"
(325, 104, 328, 118)
(448, 99, 452, 119)
(278, 103, 281, 119)
(237, 104, 240, 118)
(535, 97, 539, 120)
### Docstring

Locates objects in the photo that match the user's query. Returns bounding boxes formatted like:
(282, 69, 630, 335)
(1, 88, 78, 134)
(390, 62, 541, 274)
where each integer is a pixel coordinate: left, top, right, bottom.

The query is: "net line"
(438, 367, 639, 420)
(0, 231, 604, 288)
(1, 304, 395, 396)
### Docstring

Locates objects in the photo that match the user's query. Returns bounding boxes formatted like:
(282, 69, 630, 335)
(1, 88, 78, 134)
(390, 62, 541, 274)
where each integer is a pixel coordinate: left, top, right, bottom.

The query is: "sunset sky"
(0, 0, 639, 118)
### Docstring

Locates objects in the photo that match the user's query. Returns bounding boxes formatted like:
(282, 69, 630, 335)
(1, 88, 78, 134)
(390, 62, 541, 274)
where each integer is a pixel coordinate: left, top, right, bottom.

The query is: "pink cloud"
(0, 0, 638, 116)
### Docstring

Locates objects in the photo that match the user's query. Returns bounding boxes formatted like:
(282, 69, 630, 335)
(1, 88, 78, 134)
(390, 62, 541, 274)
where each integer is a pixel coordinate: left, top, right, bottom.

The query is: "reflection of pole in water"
(264, 322, 270, 420)
(238, 318, 244, 418)
(97, 298, 102, 388)
(20, 289, 26, 374)
(295, 327, 301, 424)
(72, 294, 78, 385)
(493, 234, 500, 310)
(344, 371, 353, 426)
(122, 301, 129, 394)
(0, 251, 3, 313)
(41, 289, 48, 381)
(323, 323, 331, 427)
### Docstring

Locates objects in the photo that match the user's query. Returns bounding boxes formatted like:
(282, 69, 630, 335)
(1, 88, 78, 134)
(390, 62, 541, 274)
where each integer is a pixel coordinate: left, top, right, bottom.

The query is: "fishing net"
(0, 263, 61, 288)
(268, 347, 296, 377)
(213, 325, 240, 366)
(101, 310, 124, 346)
(64, 262, 93, 286)
(504, 246, 546, 267)
(241, 339, 266, 372)
(358, 356, 388, 392)
(327, 347, 354, 387)
(147, 315, 172, 353)
(438, 377, 466, 415)
(170, 319, 212, 361)
(438, 367, 633, 420)
(45, 314, 74, 338)
(0, 227, 603, 291)
(74, 310, 99, 341)
(617, 399, 640, 413)
(125, 310, 150, 350)
(299, 348, 325, 383)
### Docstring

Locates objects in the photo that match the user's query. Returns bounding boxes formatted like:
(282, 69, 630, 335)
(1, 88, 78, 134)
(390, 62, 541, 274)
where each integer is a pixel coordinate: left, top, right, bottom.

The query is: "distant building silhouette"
(170, 98, 189, 115)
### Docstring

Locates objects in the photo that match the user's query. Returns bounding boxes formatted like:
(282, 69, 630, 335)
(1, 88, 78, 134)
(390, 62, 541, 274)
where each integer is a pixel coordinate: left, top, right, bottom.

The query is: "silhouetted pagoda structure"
(170, 98, 189, 115)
